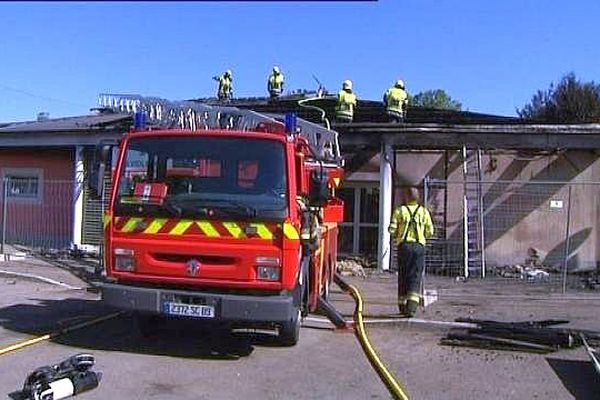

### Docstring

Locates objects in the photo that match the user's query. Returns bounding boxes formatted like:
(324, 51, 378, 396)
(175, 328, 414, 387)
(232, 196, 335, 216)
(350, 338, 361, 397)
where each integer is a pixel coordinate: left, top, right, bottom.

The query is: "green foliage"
(409, 89, 462, 111)
(518, 73, 600, 122)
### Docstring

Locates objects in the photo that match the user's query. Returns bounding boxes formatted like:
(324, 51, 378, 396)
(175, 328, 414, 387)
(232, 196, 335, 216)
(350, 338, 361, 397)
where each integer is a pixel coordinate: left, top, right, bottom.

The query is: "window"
(2, 168, 43, 201)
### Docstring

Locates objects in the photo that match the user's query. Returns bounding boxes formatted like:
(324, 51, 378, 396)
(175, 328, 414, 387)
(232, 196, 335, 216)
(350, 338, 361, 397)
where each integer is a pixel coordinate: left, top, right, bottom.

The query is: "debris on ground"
(336, 257, 367, 278)
(440, 318, 600, 354)
(581, 271, 600, 290)
(10, 353, 101, 400)
(492, 264, 551, 281)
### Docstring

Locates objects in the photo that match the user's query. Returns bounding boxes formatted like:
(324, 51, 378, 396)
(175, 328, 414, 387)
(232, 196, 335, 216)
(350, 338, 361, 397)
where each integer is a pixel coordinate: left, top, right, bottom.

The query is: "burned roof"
(194, 96, 521, 125)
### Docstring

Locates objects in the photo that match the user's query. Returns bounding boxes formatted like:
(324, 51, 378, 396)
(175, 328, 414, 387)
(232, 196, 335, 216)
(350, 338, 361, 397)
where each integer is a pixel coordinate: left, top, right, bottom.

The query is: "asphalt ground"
(0, 259, 599, 399)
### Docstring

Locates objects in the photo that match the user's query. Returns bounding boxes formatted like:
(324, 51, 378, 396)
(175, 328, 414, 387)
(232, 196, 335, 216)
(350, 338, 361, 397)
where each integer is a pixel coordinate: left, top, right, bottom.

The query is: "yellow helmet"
(395, 79, 405, 89)
(273, 66, 280, 74)
(342, 80, 353, 90)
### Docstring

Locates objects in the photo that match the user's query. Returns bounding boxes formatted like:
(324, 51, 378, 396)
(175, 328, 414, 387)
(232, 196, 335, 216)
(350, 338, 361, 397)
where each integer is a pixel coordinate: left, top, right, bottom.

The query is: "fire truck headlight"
(257, 266, 280, 281)
(114, 248, 136, 272)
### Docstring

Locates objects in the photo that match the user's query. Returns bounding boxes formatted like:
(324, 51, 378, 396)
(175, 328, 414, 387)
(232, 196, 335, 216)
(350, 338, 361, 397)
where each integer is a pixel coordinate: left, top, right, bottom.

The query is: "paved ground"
(0, 259, 599, 399)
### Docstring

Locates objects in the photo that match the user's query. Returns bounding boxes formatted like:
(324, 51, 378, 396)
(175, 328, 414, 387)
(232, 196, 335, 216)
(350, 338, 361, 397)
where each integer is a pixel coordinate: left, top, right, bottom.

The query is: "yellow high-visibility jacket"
(384, 87, 408, 114)
(218, 75, 232, 96)
(388, 202, 434, 246)
(268, 73, 284, 94)
(335, 90, 357, 120)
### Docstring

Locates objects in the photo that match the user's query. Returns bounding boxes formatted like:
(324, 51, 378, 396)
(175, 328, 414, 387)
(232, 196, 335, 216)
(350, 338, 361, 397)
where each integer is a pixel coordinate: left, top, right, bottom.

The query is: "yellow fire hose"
(335, 273, 411, 400)
(0, 311, 123, 357)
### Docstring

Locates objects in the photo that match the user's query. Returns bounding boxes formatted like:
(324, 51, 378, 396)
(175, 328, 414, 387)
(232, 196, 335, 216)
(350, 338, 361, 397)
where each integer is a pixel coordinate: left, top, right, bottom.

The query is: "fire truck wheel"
(278, 307, 301, 346)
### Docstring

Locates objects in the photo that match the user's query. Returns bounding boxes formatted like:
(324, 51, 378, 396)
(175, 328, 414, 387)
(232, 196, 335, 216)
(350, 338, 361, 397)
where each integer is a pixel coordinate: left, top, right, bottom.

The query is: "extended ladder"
(98, 93, 342, 164)
(462, 146, 486, 278)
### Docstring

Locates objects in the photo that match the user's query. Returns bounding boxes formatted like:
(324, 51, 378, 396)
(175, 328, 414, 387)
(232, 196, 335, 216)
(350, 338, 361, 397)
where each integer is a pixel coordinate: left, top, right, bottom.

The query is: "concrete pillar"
(72, 146, 85, 247)
(377, 141, 393, 271)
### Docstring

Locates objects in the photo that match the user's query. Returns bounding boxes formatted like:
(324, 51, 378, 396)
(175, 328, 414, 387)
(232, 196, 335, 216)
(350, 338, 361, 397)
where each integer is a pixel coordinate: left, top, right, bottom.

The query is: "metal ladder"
(97, 93, 342, 164)
(462, 146, 486, 278)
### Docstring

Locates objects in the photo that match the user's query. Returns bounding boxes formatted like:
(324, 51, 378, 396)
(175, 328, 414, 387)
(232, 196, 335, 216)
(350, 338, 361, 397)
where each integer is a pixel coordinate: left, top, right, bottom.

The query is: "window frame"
(1, 168, 44, 203)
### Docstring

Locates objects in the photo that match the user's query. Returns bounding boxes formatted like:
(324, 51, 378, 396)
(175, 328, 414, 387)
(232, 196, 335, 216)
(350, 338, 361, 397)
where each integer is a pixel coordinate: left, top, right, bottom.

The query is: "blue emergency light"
(284, 112, 297, 134)
(134, 111, 147, 130)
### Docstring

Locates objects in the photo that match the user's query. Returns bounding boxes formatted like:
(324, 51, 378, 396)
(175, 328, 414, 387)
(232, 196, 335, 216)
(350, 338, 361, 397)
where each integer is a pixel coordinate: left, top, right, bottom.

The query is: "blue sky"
(1, 1, 599, 122)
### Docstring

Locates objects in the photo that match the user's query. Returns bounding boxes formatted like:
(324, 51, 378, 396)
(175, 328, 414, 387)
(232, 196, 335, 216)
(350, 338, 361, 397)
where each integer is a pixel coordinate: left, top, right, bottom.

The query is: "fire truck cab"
(99, 95, 344, 345)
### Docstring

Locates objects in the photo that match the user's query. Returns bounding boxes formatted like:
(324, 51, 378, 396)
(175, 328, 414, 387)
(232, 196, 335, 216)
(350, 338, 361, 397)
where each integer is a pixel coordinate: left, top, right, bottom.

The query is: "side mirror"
(309, 169, 330, 206)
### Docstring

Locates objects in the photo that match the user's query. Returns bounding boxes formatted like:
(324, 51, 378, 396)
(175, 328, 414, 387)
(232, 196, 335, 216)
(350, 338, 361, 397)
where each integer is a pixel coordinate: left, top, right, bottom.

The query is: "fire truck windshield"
(114, 136, 288, 220)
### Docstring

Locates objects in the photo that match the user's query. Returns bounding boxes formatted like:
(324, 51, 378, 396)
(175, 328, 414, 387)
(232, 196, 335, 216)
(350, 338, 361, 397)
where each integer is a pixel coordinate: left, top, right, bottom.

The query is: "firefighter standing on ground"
(335, 80, 357, 122)
(388, 187, 434, 317)
(383, 80, 408, 122)
(213, 70, 233, 101)
(267, 66, 285, 99)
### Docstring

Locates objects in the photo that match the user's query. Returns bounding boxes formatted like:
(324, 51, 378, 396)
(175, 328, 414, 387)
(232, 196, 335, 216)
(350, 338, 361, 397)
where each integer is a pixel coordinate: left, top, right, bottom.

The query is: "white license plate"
(163, 302, 215, 318)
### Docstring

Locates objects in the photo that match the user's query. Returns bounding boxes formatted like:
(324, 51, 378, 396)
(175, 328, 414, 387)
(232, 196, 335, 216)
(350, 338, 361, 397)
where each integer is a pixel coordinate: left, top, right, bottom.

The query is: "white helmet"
(225, 69, 232, 76)
(395, 79, 405, 89)
(273, 66, 280, 74)
(342, 80, 353, 90)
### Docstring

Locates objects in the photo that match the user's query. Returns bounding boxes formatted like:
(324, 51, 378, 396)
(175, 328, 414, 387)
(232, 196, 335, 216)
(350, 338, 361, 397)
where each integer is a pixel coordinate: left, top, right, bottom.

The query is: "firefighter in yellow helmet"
(213, 70, 233, 102)
(388, 186, 434, 317)
(335, 80, 357, 123)
(383, 79, 408, 123)
(267, 66, 285, 99)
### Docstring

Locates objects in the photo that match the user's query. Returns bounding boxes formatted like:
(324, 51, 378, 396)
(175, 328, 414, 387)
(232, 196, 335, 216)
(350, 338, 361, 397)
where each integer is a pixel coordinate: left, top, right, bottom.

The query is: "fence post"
(1, 179, 7, 255)
(561, 185, 573, 294)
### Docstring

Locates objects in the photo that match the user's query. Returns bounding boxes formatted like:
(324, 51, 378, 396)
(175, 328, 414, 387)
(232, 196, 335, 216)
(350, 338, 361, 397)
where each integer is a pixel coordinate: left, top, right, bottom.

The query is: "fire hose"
(334, 273, 411, 400)
(0, 311, 122, 357)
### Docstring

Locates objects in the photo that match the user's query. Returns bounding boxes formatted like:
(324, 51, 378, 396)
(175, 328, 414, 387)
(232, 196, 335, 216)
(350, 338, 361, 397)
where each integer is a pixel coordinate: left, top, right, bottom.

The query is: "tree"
(518, 73, 600, 122)
(409, 89, 462, 111)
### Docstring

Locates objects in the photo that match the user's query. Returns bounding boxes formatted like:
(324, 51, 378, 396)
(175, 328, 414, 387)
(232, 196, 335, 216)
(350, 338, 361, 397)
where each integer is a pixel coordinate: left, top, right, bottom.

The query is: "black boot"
(405, 300, 418, 317)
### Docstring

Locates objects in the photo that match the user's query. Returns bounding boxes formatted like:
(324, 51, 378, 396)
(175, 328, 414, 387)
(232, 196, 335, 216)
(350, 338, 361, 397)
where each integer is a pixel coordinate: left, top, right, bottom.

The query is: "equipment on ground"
(98, 94, 345, 346)
(16, 353, 100, 400)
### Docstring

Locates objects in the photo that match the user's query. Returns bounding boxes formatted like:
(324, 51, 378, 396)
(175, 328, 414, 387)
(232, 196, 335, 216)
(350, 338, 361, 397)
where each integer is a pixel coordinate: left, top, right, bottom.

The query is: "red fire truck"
(99, 95, 344, 345)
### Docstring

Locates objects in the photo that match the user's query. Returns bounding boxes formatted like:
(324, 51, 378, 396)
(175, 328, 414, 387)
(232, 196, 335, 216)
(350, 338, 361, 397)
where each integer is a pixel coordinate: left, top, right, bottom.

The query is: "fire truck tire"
(278, 307, 301, 346)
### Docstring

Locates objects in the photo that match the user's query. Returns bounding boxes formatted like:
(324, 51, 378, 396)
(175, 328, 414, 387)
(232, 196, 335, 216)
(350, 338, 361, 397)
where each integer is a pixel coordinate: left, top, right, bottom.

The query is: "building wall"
(394, 149, 600, 272)
(0, 148, 74, 249)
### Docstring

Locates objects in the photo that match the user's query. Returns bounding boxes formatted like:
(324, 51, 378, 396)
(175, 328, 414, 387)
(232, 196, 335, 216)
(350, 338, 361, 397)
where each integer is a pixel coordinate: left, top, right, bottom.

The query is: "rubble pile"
(336, 257, 367, 278)
(441, 318, 600, 354)
(492, 247, 553, 280)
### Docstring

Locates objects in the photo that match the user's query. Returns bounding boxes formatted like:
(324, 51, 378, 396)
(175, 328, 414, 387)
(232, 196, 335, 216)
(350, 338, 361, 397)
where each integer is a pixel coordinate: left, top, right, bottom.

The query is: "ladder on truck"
(462, 146, 486, 278)
(98, 93, 342, 165)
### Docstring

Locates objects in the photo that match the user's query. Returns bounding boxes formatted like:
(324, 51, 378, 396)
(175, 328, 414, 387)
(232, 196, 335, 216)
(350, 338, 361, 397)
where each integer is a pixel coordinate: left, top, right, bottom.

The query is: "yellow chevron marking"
(283, 223, 299, 240)
(144, 218, 167, 234)
(103, 213, 111, 229)
(333, 177, 341, 187)
(223, 222, 244, 238)
(121, 217, 142, 233)
(253, 224, 274, 240)
(197, 221, 220, 237)
(170, 220, 193, 235)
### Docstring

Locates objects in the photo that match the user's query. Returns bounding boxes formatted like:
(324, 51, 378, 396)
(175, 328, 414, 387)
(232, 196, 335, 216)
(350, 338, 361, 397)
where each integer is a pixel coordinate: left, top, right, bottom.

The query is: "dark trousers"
(397, 242, 425, 305)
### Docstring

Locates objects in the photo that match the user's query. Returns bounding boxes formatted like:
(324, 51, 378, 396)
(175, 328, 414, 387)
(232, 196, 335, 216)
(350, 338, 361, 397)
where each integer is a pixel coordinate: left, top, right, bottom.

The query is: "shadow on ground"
(547, 357, 600, 399)
(0, 298, 295, 360)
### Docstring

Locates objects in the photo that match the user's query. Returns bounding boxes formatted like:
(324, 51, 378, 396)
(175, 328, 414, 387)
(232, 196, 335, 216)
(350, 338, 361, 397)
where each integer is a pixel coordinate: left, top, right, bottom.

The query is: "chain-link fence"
(424, 178, 600, 291)
(0, 178, 74, 252)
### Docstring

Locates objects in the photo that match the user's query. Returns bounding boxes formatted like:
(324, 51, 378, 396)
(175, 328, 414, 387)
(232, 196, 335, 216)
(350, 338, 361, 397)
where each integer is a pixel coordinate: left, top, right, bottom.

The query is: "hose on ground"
(0, 311, 122, 357)
(335, 273, 410, 400)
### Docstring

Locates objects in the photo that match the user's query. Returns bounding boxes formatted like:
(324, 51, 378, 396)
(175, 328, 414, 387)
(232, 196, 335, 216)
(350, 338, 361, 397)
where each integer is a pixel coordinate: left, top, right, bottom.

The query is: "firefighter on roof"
(213, 70, 233, 102)
(267, 66, 285, 99)
(384, 79, 409, 123)
(335, 80, 357, 123)
(388, 186, 434, 317)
